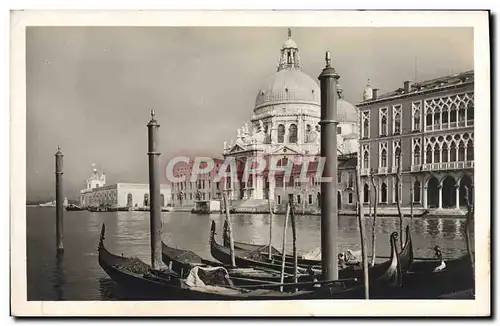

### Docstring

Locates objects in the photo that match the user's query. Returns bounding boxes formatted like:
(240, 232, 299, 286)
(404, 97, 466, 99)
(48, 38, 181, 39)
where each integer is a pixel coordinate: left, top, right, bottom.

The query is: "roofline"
(357, 80, 474, 107)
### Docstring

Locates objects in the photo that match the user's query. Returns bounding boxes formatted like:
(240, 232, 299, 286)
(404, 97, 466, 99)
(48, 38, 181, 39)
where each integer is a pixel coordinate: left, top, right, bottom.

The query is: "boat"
(39, 200, 56, 207)
(65, 204, 84, 211)
(221, 221, 414, 274)
(161, 240, 328, 287)
(98, 224, 379, 300)
(398, 246, 474, 298)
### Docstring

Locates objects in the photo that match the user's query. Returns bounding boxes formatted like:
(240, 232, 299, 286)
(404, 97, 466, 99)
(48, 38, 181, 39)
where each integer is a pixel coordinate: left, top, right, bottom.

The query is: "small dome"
(255, 69, 320, 110)
(337, 98, 359, 124)
(282, 38, 298, 49)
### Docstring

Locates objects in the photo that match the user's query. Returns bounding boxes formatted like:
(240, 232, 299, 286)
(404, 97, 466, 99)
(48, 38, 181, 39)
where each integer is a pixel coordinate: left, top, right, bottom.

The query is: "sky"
(26, 27, 473, 201)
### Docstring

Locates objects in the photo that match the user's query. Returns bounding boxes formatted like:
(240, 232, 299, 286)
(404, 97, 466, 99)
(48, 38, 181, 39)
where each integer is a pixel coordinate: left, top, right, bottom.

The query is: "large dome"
(254, 69, 320, 110)
(337, 98, 359, 124)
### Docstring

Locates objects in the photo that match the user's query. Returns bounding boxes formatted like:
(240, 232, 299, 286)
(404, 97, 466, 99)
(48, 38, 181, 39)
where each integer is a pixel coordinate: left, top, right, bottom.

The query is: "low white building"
(79, 166, 171, 208)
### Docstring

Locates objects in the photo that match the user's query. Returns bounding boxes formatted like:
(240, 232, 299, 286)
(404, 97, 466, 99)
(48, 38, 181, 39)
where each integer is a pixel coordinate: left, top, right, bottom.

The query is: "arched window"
(426, 111, 433, 127)
(305, 124, 312, 142)
(459, 141, 466, 161)
(363, 152, 369, 169)
(288, 124, 297, 143)
(363, 119, 369, 138)
(450, 109, 457, 123)
(381, 149, 387, 167)
(381, 182, 388, 203)
(413, 180, 421, 203)
(467, 139, 474, 161)
(450, 141, 457, 162)
(426, 144, 433, 164)
(458, 108, 466, 122)
(363, 183, 369, 203)
(414, 145, 421, 165)
(433, 144, 440, 163)
(441, 142, 449, 163)
(395, 147, 401, 168)
(434, 111, 441, 126)
(277, 124, 285, 143)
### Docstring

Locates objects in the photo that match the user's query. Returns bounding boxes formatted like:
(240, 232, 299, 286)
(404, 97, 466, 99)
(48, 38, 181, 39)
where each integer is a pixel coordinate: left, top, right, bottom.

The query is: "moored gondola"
(98, 223, 340, 300)
(161, 240, 319, 286)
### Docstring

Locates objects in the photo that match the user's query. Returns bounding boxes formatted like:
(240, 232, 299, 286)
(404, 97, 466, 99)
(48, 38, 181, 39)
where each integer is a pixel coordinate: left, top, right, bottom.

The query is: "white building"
(79, 165, 172, 208)
(221, 29, 359, 202)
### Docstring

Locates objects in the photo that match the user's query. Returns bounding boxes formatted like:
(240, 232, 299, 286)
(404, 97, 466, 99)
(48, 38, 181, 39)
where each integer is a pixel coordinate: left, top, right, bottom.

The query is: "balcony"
(378, 167, 388, 175)
(390, 166, 399, 174)
(421, 161, 474, 171)
(361, 168, 370, 176)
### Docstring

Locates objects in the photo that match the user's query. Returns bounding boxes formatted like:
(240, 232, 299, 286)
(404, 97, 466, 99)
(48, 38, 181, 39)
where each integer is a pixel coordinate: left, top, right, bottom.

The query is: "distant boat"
(65, 204, 84, 211)
(39, 200, 56, 207)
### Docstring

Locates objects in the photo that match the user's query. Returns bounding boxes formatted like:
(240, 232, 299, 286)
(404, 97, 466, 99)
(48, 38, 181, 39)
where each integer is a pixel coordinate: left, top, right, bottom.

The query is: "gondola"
(211, 220, 408, 292)
(220, 221, 414, 275)
(161, 240, 320, 287)
(99, 224, 402, 299)
(222, 220, 281, 254)
(98, 223, 334, 300)
(398, 245, 475, 298)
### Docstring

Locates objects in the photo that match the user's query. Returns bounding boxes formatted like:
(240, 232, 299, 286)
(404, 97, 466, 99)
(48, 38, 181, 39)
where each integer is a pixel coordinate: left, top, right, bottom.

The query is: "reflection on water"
(26, 207, 473, 300)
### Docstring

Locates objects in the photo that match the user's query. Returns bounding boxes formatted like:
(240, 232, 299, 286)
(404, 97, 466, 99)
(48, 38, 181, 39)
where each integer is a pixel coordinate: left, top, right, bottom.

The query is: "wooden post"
(318, 51, 340, 281)
(267, 197, 274, 260)
(355, 154, 369, 299)
(223, 191, 236, 267)
(395, 152, 404, 250)
(464, 186, 475, 278)
(147, 110, 162, 270)
(288, 194, 298, 291)
(369, 170, 378, 267)
(280, 202, 291, 292)
(55, 146, 64, 253)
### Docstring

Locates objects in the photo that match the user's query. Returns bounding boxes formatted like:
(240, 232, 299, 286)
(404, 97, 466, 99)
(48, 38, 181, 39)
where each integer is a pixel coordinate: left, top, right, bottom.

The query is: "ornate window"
(288, 124, 297, 143)
(424, 93, 474, 130)
(467, 139, 474, 161)
(379, 141, 388, 168)
(393, 139, 401, 168)
(379, 107, 388, 136)
(392, 105, 402, 135)
(363, 183, 370, 203)
(412, 101, 421, 131)
(459, 141, 465, 161)
(426, 144, 433, 164)
(380, 181, 388, 203)
(305, 124, 312, 142)
(362, 144, 370, 170)
(413, 180, 421, 203)
(412, 138, 421, 165)
(277, 124, 285, 143)
(361, 111, 370, 138)
(433, 143, 440, 163)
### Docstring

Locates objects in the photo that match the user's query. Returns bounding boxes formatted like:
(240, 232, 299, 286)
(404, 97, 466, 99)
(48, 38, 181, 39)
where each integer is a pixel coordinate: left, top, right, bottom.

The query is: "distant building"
(79, 165, 172, 208)
(358, 70, 474, 211)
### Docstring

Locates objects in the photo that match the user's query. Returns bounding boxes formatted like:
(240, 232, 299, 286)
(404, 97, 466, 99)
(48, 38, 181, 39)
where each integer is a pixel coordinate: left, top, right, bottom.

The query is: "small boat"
(65, 204, 84, 211)
(98, 224, 370, 300)
(39, 200, 56, 207)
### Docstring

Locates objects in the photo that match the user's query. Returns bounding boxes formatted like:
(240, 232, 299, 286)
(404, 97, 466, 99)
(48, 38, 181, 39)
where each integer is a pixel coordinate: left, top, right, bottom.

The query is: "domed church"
(222, 29, 359, 208)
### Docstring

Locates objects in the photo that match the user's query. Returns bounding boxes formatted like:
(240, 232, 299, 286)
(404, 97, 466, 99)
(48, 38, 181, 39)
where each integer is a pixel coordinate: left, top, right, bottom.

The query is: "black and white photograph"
(10, 10, 490, 317)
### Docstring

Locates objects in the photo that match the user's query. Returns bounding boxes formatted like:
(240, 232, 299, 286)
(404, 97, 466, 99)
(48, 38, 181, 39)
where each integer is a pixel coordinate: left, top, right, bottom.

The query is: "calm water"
(26, 207, 472, 300)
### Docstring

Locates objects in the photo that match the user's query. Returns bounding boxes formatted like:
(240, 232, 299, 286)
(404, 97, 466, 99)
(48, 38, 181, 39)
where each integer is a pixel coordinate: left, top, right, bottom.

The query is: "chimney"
(404, 80, 412, 93)
(372, 88, 379, 100)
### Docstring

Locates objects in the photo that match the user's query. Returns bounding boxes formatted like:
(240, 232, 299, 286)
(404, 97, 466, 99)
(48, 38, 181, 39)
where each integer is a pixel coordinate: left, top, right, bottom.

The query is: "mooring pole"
(147, 109, 162, 270)
(318, 51, 339, 281)
(268, 197, 274, 260)
(55, 146, 64, 253)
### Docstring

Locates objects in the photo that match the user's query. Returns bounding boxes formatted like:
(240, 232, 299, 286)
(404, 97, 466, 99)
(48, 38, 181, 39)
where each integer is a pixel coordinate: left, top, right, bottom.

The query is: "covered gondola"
(161, 240, 319, 286)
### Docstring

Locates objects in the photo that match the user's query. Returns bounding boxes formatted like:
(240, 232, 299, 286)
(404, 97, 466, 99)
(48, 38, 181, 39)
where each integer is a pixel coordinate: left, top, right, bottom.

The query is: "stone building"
(79, 165, 172, 209)
(358, 70, 474, 212)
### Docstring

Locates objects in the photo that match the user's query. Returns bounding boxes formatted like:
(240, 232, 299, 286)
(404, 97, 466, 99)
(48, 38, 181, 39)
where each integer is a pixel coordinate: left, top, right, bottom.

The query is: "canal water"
(26, 207, 472, 300)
